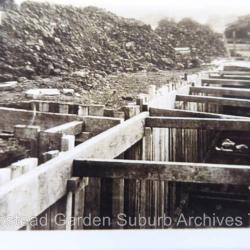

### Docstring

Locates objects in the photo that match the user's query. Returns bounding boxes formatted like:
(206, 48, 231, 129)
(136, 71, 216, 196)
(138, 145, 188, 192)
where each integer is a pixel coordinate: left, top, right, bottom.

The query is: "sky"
(16, 0, 250, 32)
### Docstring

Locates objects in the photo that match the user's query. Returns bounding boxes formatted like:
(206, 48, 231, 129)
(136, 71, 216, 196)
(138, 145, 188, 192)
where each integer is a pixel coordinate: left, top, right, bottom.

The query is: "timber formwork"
(1, 72, 250, 230)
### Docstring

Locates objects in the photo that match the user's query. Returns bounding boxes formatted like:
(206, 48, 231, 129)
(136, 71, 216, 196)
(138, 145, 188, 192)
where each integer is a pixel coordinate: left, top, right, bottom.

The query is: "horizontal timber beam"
(190, 86, 250, 98)
(202, 78, 250, 86)
(146, 117, 250, 131)
(209, 72, 250, 80)
(83, 116, 123, 135)
(220, 71, 250, 76)
(176, 94, 250, 108)
(0, 112, 148, 230)
(0, 107, 81, 132)
(46, 121, 83, 135)
(149, 107, 247, 119)
(209, 74, 250, 80)
(73, 159, 250, 185)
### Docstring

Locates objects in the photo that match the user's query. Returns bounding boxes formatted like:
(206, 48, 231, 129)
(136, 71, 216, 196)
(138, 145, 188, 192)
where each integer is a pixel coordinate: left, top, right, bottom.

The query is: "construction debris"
(216, 138, 249, 153)
(156, 18, 226, 67)
(25, 89, 61, 99)
(221, 138, 236, 150)
(0, 81, 17, 90)
(235, 144, 248, 152)
(0, 1, 175, 83)
(0, 2, 226, 82)
(0, 1, 226, 108)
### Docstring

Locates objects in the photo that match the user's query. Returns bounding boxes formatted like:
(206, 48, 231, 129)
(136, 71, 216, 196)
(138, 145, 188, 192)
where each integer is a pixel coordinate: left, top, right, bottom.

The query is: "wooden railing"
(73, 159, 250, 185)
(72, 159, 250, 229)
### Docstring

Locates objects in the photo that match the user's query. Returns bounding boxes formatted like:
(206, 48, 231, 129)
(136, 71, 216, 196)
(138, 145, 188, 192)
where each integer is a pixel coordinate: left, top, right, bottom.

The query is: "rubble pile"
(0, 1, 227, 106)
(156, 18, 226, 67)
(0, 1, 175, 83)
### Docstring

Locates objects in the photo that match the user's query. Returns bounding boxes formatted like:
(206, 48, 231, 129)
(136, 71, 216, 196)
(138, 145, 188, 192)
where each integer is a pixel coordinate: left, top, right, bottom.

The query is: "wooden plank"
(175, 128, 183, 162)
(0, 112, 148, 230)
(202, 78, 250, 85)
(73, 159, 250, 185)
(42, 150, 60, 163)
(219, 71, 250, 76)
(139, 180, 146, 224)
(145, 180, 152, 225)
(152, 181, 158, 228)
(152, 128, 160, 161)
(48, 196, 67, 230)
(142, 128, 152, 228)
(164, 181, 169, 217)
(169, 128, 175, 161)
(176, 95, 250, 108)
(46, 121, 83, 135)
(121, 105, 140, 120)
(168, 182, 176, 219)
(73, 183, 86, 230)
(39, 132, 62, 158)
(210, 74, 250, 80)
(124, 140, 143, 229)
(65, 192, 73, 230)
(30, 101, 81, 115)
(158, 181, 165, 228)
(150, 107, 248, 119)
(146, 117, 250, 131)
(66, 177, 88, 230)
(59, 104, 69, 114)
(0, 107, 81, 132)
(143, 127, 152, 161)
(84, 177, 101, 229)
(112, 179, 124, 229)
(88, 105, 105, 116)
(14, 125, 40, 157)
(190, 86, 250, 98)
(83, 116, 123, 135)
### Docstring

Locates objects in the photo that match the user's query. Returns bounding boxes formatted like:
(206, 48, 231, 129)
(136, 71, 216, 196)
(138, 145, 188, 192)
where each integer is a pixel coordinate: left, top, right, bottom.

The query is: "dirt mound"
(156, 18, 226, 67)
(0, 1, 226, 107)
(0, 1, 175, 83)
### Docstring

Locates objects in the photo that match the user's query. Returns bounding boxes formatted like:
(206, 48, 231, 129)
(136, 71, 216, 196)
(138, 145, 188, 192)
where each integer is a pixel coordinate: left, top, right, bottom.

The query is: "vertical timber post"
(66, 177, 88, 230)
(143, 127, 154, 228)
(14, 125, 41, 157)
(112, 178, 125, 229)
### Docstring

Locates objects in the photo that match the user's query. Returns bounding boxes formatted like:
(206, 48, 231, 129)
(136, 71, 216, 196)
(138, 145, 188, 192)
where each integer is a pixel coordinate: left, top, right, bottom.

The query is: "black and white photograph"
(0, 0, 250, 249)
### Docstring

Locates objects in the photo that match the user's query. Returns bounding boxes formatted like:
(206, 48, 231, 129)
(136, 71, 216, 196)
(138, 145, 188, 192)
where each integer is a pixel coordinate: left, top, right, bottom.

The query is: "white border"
(0, 229, 249, 250)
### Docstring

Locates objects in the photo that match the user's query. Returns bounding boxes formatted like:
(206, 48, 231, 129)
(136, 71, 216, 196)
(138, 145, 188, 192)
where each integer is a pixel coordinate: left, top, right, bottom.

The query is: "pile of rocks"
(0, 1, 226, 106)
(0, 2, 175, 83)
(156, 18, 226, 67)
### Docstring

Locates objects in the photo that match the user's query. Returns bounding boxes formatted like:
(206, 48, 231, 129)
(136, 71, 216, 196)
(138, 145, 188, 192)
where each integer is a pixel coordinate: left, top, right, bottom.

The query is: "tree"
(0, 0, 14, 10)
(225, 15, 250, 41)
